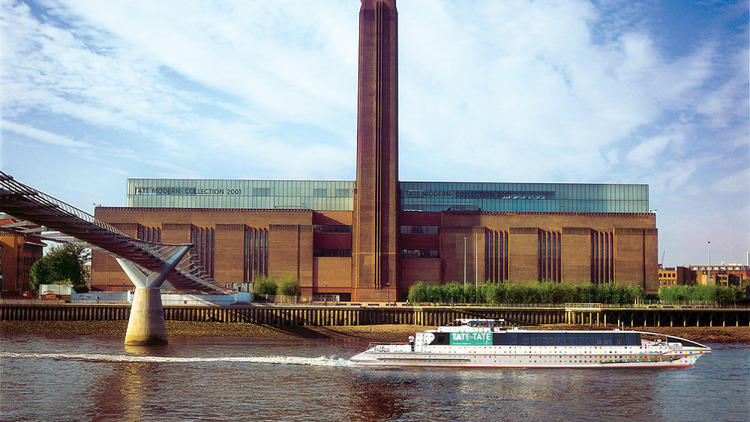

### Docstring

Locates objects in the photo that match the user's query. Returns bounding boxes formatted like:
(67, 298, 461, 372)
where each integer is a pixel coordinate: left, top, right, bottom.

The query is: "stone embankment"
(3, 303, 749, 328)
(2, 321, 748, 343)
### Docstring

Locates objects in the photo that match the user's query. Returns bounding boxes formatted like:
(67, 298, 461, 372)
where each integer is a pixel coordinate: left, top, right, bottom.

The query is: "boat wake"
(0, 352, 354, 367)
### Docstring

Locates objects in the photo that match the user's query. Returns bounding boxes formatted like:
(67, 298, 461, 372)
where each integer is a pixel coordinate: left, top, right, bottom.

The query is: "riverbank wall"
(1, 303, 749, 328)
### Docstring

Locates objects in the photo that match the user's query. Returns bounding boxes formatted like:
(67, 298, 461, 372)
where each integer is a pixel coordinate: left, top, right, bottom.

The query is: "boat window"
(626, 333, 641, 346)
(594, 334, 611, 345)
(492, 333, 516, 345)
(570, 334, 587, 345)
(538, 333, 556, 345)
(430, 333, 450, 345)
(487, 331, 643, 346)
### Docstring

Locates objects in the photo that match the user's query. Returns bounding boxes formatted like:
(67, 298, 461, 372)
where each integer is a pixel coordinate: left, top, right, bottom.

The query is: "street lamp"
(707, 241, 711, 285)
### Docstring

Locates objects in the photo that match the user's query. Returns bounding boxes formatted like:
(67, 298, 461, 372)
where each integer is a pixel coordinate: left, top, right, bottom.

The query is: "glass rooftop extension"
(127, 179, 355, 211)
(126, 179, 648, 213)
(400, 181, 649, 213)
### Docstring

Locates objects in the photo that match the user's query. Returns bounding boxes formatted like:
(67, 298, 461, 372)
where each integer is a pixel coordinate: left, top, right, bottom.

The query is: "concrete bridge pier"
(126, 287, 168, 345)
(117, 246, 190, 346)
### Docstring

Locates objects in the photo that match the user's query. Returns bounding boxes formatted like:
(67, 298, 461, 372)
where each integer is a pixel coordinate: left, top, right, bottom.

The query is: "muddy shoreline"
(2, 321, 748, 343)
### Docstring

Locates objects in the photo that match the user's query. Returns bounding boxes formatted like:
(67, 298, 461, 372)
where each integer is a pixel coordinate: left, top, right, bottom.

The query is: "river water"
(1, 335, 748, 421)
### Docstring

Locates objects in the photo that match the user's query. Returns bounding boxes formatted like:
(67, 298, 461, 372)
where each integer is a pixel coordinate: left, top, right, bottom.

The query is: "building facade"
(91, 0, 659, 299)
(658, 266, 695, 287)
(0, 219, 45, 294)
(658, 265, 749, 287)
(93, 179, 658, 298)
(689, 265, 750, 286)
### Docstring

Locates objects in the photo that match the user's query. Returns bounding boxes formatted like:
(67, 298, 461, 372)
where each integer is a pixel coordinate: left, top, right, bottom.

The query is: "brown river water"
(1, 335, 748, 421)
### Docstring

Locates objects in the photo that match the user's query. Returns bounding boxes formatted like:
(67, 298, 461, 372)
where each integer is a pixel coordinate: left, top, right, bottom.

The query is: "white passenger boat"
(350, 319, 711, 368)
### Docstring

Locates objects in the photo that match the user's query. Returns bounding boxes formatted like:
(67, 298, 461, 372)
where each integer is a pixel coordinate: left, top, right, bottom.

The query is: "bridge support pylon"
(117, 246, 190, 346)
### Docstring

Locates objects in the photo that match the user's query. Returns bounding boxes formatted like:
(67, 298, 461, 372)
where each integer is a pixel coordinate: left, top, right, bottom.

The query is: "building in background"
(0, 219, 45, 294)
(91, 0, 659, 300)
(658, 266, 695, 287)
(690, 264, 750, 286)
(658, 264, 749, 287)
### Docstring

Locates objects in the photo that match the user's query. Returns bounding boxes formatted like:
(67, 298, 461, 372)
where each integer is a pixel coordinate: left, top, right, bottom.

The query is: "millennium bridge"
(0, 171, 224, 345)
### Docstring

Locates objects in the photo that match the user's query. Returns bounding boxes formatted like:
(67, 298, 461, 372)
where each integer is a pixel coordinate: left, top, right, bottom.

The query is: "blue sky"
(1, 0, 748, 267)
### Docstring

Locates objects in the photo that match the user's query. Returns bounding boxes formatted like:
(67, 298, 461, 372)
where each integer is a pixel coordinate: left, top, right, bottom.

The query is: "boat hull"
(350, 347, 709, 368)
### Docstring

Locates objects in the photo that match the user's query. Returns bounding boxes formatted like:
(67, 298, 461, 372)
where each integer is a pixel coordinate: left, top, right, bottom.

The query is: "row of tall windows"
(137, 226, 162, 243)
(538, 230, 561, 282)
(485, 230, 509, 283)
(191, 227, 215, 278)
(244, 227, 268, 282)
(400, 225, 439, 234)
(591, 230, 614, 284)
(400, 249, 439, 258)
(313, 249, 352, 257)
(160, 224, 625, 285)
(313, 225, 352, 233)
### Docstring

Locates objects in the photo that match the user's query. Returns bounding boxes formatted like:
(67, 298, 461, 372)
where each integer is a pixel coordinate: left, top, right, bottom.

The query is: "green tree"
(407, 281, 648, 305)
(658, 284, 745, 306)
(407, 282, 427, 303)
(253, 276, 278, 295)
(29, 258, 51, 293)
(278, 275, 301, 297)
(29, 244, 89, 293)
(445, 282, 463, 303)
(425, 284, 443, 303)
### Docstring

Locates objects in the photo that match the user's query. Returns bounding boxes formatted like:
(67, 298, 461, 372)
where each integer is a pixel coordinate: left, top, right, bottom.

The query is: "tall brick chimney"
(352, 0, 399, 301)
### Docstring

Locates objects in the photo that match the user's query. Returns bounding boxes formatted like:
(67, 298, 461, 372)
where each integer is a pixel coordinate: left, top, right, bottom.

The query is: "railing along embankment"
(1, 302, 748, 327)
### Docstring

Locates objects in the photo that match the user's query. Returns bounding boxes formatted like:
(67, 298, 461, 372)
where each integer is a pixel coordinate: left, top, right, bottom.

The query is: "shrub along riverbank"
(407, 282, 747, 306)
(407, 282, 644, 305)
(657, 284, 746, 305)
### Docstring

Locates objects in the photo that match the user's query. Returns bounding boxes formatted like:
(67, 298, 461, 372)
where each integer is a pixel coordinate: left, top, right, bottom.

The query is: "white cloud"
(695, 48, 750, 128)
(625, 126, 689, 165)
(396, 0, 726, 185)
(1, 0, 747, 263)
(0, 119, 90, 148)
(712, 167, 750, 194)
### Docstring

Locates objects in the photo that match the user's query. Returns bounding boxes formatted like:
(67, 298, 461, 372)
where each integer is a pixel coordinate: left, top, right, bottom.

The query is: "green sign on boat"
(450, 332, 492, 345)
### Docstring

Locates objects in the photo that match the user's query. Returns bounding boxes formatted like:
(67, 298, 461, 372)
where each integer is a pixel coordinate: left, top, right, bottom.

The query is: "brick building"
(0, 219, 45, 294)
(690, 265, 750, 286)
(658, 266, 695, 286)
(91, 0, 659, 300)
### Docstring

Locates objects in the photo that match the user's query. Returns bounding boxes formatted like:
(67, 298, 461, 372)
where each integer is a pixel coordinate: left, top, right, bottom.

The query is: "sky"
(1, 0, 748, 267)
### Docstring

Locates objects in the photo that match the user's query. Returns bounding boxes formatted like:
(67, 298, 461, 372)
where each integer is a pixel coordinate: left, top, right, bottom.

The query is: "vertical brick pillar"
(353, 0, 399, 301)
(509, 227, 538, 282)
(269, 224, 313, 291)
(562, 227, 592, 284)
(214, 224, 245, 288)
